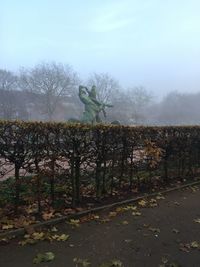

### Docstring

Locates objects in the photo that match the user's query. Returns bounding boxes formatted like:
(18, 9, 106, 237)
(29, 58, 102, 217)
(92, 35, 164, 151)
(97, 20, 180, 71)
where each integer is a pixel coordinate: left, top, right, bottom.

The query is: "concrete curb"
(1, 179, 200, 239)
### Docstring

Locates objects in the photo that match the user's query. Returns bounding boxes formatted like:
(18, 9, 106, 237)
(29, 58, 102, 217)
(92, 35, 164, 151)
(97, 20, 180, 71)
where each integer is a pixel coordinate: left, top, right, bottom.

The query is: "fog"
(1, 1, 200, 124)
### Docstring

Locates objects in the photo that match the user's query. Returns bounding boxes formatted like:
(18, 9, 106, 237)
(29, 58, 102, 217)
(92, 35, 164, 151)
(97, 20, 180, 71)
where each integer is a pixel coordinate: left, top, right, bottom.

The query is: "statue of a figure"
(79, 85, 113, 124)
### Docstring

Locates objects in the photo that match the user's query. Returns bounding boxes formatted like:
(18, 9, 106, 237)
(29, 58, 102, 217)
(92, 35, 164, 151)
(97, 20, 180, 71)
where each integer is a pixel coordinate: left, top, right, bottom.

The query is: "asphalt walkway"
(1, 185, 200, 267)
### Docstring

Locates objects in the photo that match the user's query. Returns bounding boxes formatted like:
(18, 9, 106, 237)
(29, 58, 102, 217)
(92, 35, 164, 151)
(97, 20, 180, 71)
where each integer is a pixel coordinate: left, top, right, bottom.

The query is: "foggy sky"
(1, 0, 200, 97)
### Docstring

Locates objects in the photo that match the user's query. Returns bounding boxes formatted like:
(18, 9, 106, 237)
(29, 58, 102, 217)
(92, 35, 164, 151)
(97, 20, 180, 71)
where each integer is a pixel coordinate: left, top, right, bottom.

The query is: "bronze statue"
(78, 85, 113, 124)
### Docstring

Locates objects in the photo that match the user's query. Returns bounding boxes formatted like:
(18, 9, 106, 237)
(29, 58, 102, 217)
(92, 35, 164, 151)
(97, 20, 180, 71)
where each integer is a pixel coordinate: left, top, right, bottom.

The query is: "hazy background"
(1, 0, 200, 124)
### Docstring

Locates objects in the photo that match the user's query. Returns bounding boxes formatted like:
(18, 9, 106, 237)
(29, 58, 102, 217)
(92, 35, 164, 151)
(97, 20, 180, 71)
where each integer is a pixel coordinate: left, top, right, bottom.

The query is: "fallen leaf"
(150, 198, 157, 203)
(172, 228, 179, 234)
(109, 212, 117, 217)
(156, 195, 165, 200)
(150, 203, 158, 208)
(57, 233, 69, 241)
(2, 224, 14, 230)
(51, 233, 69, 241)
(68, 219, 80, 227)
(32, 232, 45, 240)
(18, 238, 37, 246)
(161, 257, 168, 264)
(194, 218, 200, 224)
(190, 241, 200, 248)
(190, 186, 198, 193)
(121, 220, 129, 225)
(25, 205, 38, 214)
(42, 211, 54, 221)
(149, 199, 158, 207)
(33, 252, 55, 264)
(116, 207, 124, 213)
(138, 199, 147, 207)
(73, 257, 91, 267)
(179, 243, 190, 253)
(132, 211, 141, 216)
(99, 259, 123, 267)
(80, 214, 100, 223)
(123, 205, 137, 211)
(149, 227, 160, 233)
(51, 226, 58, 232)
(19, 230, 69, 245)
(110, 260, 123, 267)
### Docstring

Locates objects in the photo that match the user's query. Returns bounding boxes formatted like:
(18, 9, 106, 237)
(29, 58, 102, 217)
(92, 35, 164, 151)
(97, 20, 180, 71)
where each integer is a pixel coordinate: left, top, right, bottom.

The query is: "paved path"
(1, 186, 200, 267)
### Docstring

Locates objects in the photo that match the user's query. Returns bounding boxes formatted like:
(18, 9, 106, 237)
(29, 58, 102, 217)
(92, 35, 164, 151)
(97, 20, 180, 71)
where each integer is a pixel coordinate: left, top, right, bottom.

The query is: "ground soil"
(1, 185, 200, 267)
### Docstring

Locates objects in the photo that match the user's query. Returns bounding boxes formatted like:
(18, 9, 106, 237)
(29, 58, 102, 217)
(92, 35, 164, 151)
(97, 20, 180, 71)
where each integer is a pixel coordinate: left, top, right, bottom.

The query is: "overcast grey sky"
(1, 0, 200, 97)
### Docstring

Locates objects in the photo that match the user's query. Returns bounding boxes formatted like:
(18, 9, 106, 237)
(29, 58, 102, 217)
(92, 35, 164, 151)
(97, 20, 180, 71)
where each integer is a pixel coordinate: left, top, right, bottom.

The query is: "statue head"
(79, 85, 86, 95)
(90, 85, 97, 99)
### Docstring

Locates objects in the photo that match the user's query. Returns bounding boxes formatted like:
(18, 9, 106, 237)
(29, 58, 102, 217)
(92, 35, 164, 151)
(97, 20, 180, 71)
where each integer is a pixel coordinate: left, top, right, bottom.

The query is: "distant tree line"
(0, 62, 199, 125)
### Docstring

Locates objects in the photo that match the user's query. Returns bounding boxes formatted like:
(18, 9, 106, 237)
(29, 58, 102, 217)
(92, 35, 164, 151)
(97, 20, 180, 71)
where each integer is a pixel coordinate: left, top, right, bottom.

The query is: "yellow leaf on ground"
(2, 224, 14, 230)
(68, 219, 80, 227)
(73, 258, 91, 266)
(121, 220, 129, 225)
(32, 232, 45, 240)
(51, 226, 58, 232)
(138, 199, 147, 207)
(132, 211, 141, 216)
(191, 241, 200, 248)
(109, 211, 117, 217)
(51, 234, 69, 241)
(123, 205, 137, 211)
(194, 218, 200, 224)
(57, 234, 69, 241)
(156, 195, 165, 200)
(116, 207, 124, 213)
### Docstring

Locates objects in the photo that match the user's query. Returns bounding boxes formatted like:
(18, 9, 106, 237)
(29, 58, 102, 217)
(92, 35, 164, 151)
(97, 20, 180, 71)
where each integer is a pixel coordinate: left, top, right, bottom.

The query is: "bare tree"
(19, 62, 79, 121)
(106, 90, 130, 124)
(87, 72, 120, 104)
(152, 91, 200, 125)
(0, 69, 18, 119)
(126, 87, 152, 124)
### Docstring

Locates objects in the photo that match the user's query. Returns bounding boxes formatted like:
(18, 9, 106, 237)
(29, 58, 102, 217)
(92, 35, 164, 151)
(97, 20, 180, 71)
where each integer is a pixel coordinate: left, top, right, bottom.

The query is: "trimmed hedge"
(0, 121, 200, 213)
